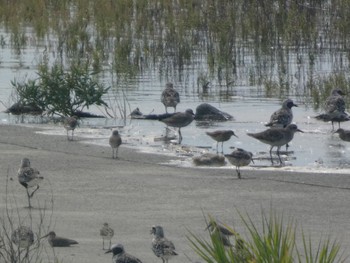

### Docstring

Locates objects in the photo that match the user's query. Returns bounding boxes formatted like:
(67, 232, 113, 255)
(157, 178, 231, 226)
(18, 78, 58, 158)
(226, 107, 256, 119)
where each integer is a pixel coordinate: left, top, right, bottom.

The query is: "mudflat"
(1, 124, 350, 262)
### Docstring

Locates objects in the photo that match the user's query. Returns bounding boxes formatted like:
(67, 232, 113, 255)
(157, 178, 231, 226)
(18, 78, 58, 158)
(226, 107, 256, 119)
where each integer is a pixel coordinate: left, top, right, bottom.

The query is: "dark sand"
(1, 124, 350, 262)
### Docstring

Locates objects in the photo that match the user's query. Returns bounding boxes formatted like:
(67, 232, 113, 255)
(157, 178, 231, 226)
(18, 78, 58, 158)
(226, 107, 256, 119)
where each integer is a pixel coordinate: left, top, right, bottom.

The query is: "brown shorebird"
(225, 148, 254, 179)
(18, 158, 43, 208)
(151, 225, 178, 263)
(109, 130, 122, 159)
(42, 231, 78, 247)
(205, 220, 233, 247)
(161, 83, 180, 113)
(106, 243, 143, 263)
(100, 222, 114, 250)
(206, 130, 238, 153)
(265, 99, 297, 128)
(315, 89, 350, 130)
(247, 124, 303, 165)
(159, 109, 194, 143)
(334, 128, 350, 142)
(64, 116, 78, 140)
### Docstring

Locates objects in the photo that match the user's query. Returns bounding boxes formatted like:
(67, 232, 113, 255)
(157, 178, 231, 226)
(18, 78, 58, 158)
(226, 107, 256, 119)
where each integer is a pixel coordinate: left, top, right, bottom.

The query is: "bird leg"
(221, 142, 224, 154)
(178, 129, 183, 144)
(236, 166, 241, 179)
(29, 185, 40, 198)
(277, 146, 282, 165)
(269, 146, 274, 164)
(26, 188, 32, 208)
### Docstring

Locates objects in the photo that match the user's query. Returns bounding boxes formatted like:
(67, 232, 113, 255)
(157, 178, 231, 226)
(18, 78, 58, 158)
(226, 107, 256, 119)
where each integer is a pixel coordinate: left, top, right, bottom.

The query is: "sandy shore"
(1, 124, 350, 262)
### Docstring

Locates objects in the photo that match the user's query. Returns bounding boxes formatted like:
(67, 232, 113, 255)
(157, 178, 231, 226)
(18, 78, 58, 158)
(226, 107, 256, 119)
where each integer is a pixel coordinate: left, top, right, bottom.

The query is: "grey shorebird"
(159, 109, 194, 143)
(11, 226, 34, 249)
(206, 130, 238, 153)
(106, 243, 143, 263)
(161, 82, 180, 113)
(64, 116, 78, 140)
(100, 222, 114, 250)
(265, 99, 297, 128)
(205, 221, 233, 247)
(334, 128, 350, 142)
(18, 158, 43, 208)
(43, 231, 78, 247)
(151, 225, 178, 263)
(315, 89, 350, 130)
(225, 148, 254, 179)
(247, 124, 303, 165)
(109, 130, 122, 159)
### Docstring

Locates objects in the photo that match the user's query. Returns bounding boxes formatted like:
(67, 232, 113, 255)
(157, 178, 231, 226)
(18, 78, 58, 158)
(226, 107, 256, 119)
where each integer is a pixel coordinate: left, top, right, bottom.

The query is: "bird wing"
(325, 96, 345, 114)
(18, 167, 41, 184)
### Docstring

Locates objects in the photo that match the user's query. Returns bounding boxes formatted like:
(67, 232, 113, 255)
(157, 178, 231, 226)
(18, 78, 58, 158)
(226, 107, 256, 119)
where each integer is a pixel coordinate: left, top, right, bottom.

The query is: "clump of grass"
(188, 210, 346, 263)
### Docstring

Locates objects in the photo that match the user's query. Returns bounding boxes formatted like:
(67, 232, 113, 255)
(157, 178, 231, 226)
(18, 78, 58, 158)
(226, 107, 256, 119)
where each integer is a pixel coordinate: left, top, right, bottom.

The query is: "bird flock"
(10, 84, 350, 262)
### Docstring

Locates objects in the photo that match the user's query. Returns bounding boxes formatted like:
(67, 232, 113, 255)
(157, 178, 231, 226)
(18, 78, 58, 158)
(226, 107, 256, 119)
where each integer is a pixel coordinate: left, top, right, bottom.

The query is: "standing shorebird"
(247, 124, 303, 165)
(105, 243, 143, 263)
(159, 109, 194, 143)
(64, 116, 78, 141)
(225, 148, 254, 179)
(109, 130, 122, 159)
(100, 222, 114, 250)
(265, 99, 297, 128)
(206, 130, 238, 153)
(334, 128, 350, 142)
(43, 231, 78, 247)
(18, 158, 43, 208)
(161, 82, 180, 113)
(315, 89, 350, 130)
(151, 225, 178, 263)
(205, 220, 233, 247)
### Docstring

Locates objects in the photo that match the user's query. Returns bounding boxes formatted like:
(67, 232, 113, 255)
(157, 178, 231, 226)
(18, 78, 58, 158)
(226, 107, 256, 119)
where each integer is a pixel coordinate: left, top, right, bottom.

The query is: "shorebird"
(265, 99, 297, 128)
(43, 231, 78, 247)
(109, 130, 122, 159)
(151, 225, 178, 263)
(225, 148, 254, 179)
(11, 226, 34, 249)
(315, 89, 350, 130)
(64, 116, 78, 140)
(105, 243, 143, 263)
(161, 82, 180, 113)
(247, 124, 303, 165)
(159, 109, 194, 143)
(334, 128, 350, 142)
(18, 158, 43, 208)
(206, 130, 238, 153)
(205, 221, 233, 247)
(100, 222, 114, 250)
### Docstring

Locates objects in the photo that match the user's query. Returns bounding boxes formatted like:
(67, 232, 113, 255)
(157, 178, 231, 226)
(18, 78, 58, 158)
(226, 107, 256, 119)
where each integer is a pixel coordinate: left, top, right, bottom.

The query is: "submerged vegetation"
(1, 0, 350, 104)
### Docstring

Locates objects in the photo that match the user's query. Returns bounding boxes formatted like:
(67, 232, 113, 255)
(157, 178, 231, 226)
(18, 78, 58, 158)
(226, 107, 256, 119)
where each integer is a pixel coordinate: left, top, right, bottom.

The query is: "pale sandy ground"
(1, 124, 350, 262)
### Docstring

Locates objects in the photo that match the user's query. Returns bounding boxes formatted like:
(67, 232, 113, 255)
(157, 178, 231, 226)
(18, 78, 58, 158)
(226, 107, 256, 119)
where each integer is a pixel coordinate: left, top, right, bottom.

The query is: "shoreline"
(1, 124, 350, 262)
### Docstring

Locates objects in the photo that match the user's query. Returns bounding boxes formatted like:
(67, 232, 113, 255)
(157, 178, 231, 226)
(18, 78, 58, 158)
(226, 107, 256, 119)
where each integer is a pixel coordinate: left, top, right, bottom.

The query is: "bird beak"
(40, 233, 49, 240)
(251, 159, 255, 164)
(297, 129, 304, 133)
(234, 134, 238, 138)
(105, 249, 112, 254)
(293, 103, 298, 107)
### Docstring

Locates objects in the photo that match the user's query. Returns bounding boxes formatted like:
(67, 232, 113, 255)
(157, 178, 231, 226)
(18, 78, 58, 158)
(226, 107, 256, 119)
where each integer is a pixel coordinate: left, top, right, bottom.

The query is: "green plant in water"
(11, 62, 110, 117)
(188, 210, 346, 263)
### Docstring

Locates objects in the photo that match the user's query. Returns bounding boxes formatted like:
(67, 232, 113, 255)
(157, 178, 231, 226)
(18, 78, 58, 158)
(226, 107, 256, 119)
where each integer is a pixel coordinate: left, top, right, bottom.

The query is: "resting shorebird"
(159, 109, 194, 143)
(225, 148, 254, 179)
(265, 99, 297, 128)
(206, 130, 238, 153)
(315, 89, 350, 130)
(161, 83, 180, 113)
(18, 158, 43, 208)
(106, 243, 143, 263)
(205, 221, 233, 247)
(43, 231, 78, 247)
(64, 116, 78, 141)
(334, 128, 350, 142)
(11, 226, 34, 249)
(247, 124, 303, 165)
(109, 130, 122, 159)
(100, 223, 114, 250)
(151, 225, 178, 263)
